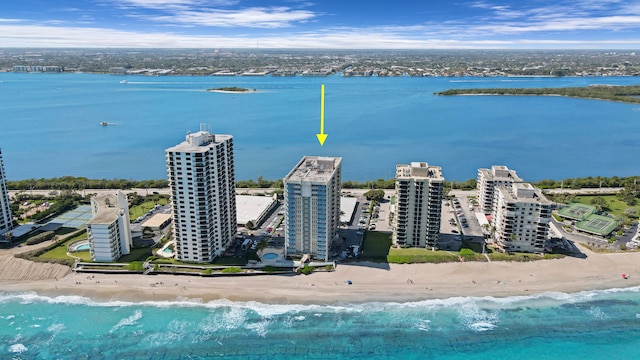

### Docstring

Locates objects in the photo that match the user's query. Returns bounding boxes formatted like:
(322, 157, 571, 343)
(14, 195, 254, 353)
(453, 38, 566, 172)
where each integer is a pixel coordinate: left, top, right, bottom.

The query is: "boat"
(120, 80, 127, 84)
(99, 122, 115, 126)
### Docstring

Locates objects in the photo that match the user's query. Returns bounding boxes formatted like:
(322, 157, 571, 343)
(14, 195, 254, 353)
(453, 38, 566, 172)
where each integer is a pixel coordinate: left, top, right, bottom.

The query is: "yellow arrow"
(316, 84, 328, 146)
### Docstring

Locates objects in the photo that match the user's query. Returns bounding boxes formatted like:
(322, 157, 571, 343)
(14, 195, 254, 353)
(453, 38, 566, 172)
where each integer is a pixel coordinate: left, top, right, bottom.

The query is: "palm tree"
(3, 231, 13, 244)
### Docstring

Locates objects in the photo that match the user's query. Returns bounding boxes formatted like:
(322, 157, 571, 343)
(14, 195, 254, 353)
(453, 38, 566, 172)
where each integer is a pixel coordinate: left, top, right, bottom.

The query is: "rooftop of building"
(284, 156, 342, 183)
(396, 162, 444, 180)
(478, 165, 524, 182)
(140, 212, 172, 229)
(87, 193, 125, 225)
(498, 183, 552, 204)
(236, 194, 277, 225)
(165, 130, 233, 153)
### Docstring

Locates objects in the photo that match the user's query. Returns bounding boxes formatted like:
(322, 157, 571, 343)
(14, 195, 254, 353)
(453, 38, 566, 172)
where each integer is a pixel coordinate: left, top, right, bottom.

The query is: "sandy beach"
(2, 245, 640, 304)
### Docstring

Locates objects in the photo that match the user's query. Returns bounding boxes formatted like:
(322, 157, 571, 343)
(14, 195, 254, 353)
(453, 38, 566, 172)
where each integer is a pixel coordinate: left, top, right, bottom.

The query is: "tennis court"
(45, 205, 93, 228)
(575, 214, 618, 236)
(557, 203, 596, 221)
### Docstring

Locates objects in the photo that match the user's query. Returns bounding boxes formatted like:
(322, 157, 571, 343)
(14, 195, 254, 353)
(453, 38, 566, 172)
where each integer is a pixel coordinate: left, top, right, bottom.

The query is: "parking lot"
(449, 190, 485, 244)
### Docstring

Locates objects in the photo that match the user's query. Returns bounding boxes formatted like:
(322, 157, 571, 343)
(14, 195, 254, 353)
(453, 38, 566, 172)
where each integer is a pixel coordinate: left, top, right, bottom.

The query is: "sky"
(2, 0, 640, 48)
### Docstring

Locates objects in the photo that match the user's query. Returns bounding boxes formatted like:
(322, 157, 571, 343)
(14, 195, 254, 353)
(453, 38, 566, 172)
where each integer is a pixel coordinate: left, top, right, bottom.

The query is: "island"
(206, 86, 256, 93)
(435, 84, 640, 104)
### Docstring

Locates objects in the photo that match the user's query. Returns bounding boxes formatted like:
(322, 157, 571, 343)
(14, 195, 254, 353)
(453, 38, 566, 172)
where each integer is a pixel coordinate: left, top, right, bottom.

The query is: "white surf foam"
(9, 344, 27, 354)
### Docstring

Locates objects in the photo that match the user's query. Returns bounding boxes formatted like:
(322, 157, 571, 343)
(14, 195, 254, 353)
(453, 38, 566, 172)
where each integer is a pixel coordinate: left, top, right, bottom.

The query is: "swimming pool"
(163, 247, 173, 254)
(75, 243, 91, 251)
(262, 253, 278, 260)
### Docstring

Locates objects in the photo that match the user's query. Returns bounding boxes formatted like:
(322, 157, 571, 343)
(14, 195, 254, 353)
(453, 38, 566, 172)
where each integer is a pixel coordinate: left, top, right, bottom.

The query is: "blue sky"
(2, 0, 640, 48)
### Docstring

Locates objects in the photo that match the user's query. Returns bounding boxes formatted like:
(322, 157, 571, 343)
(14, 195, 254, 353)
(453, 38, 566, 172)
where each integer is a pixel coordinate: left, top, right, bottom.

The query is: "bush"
(459, 248, 474, 256)
(263, 266, 278, 273)
(299, 265, 314, 275)
(221, 267, 242, 273)
(25, 231, 56, 245)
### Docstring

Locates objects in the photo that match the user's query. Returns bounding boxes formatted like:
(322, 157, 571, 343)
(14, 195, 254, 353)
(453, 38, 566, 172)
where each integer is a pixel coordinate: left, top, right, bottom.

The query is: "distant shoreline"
(436, 85, 640, 104)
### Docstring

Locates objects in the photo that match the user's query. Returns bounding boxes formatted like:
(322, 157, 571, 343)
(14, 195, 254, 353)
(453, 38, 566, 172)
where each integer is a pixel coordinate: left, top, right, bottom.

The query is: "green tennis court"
(575, 214, 618, 236)
(557, 203, 596, 221)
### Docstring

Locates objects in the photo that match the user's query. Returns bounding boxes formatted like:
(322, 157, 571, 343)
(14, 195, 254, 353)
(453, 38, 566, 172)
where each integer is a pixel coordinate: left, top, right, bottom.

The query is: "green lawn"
(39, 232, 87, 260)
(130, 198, 169, 220)
(361, 231, 392, 259)
(362, 231, 461, 263)
(388, 248, 460, 263)
(570, 195, 640, 218)
(119, 247, 154, 262)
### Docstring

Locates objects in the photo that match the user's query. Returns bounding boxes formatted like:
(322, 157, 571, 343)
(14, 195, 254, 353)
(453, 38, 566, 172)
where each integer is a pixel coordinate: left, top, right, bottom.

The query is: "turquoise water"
(75, 243, 90, 251)
(1, 73, 639, 182)
(262, 253, 278, 260)
(2, 288, 640, 359)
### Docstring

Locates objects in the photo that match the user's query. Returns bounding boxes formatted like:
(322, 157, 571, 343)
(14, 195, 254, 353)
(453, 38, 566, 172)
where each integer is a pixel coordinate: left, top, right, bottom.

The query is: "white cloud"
(2, 23, 640, 49)
(141, 7, 316, 28)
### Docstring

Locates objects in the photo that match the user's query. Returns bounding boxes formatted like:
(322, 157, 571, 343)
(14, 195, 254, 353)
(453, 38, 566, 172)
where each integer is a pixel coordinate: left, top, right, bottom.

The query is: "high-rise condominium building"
(493, 183, 552, 253)
(0, 149, 13, 237)
(284, 156, 341, 261)
(86, 191, 132, 262)
(394, 162, 444, 249)
(166, 128, 236, 263)
(477, 165, 523, 214)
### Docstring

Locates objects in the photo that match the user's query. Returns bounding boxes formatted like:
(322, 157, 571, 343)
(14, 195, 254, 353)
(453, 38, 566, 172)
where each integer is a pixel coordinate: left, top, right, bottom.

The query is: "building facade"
(86, 191, 132, 262)
(284, 156, 341, 261)
(0, 149, 13, 238)
(394, 162, 444, 249)
(166, 128, 236, 263)
(492, 183, 552, 253)
(477, 165, 523, 214)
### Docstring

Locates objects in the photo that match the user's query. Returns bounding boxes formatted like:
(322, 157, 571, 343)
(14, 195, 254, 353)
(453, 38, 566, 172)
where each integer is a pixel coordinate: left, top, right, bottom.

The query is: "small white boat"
(120, 80, 127, 84)
(99, 122, 115, 126)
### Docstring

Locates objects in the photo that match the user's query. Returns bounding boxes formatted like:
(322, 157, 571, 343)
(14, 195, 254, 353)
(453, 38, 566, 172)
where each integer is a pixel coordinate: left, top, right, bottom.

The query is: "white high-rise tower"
(166, 126, 236, 263)
(284, 156, 342, 261)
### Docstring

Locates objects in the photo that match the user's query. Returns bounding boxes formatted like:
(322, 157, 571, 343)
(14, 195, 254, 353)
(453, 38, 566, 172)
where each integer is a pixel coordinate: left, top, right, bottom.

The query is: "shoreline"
(2, 246, 640, 305)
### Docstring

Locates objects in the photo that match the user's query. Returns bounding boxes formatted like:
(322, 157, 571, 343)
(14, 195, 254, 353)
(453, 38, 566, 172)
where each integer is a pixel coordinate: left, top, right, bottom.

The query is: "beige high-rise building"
(394, 162, 444, 249)
(166, 127, 236, 263)
(284, 156, 341, 261)
(493, 183, 553, 253)
(477, 165, 523, 214)
(86, 191, 132, 262)
(0, 149, 13, 238)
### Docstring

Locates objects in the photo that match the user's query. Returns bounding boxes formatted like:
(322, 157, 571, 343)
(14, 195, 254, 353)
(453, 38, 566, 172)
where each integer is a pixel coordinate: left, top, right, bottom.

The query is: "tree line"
(435, 85, 640, 104)
(6, 175, 639, 192)
(6, 177, 168, 191)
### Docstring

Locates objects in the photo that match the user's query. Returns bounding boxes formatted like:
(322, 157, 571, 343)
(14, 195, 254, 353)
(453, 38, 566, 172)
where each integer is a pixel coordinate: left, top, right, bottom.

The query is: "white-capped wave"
(468, 322, 497, 332)
(48, 323, 65, 333)
(2, 285, 640, 315)
(110, 310, 143, 333)
(9, 343, 27, 354)
(245, 319, 271, 337)
(586, 306, 608, 320)
(457, 303, 499, 332)
(416, 319, 431, 332)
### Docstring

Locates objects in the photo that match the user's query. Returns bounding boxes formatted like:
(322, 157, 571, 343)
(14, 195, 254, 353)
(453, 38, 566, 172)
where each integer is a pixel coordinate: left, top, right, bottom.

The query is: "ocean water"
(2, 288, 640, 359)
(1, 73, 639, 182)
